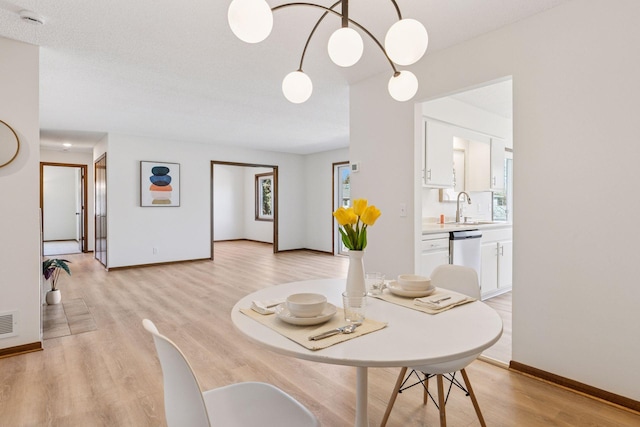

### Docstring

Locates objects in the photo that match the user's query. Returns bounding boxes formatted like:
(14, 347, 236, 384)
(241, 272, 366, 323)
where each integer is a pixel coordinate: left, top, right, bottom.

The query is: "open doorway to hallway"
(211, 161, 278, 259)
(332, 161, 351, 256)
(40, 163, 88, 256)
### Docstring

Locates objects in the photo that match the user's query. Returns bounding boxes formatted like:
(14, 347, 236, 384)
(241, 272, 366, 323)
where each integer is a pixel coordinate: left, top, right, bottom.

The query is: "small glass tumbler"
(342, 291, 366, 323)
(365, 272, 385, 296)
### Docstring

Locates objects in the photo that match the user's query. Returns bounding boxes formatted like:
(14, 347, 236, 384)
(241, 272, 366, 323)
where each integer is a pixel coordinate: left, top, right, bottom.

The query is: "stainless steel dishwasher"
(449, 230, 482, 278)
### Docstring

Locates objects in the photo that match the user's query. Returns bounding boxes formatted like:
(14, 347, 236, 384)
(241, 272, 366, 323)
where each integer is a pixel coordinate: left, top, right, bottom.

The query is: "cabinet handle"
(500, 245, 504, 256)
(427, 169, 432, 181)
(492, 176, 496, 186)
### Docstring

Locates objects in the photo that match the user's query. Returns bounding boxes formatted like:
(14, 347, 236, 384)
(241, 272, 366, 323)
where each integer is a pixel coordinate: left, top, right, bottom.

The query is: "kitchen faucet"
(456, 191, 472, 223)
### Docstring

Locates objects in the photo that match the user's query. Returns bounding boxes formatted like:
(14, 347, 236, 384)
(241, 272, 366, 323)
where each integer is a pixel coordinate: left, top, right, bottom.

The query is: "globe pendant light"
(228, 0, 429, 103)
(385, 18, 429, 66)
(282, 71, 313, 104)
(327, 27, 363, 67)
(228, 0, 273, 43)
(388, 70, 418, 102)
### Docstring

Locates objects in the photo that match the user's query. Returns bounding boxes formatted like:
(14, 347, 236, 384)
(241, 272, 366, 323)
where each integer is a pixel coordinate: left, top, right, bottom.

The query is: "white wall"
(422, 96, 512, 145)
(0, 37, 41, 349)
(350, 0, 640, 400)
(40, 149, 96, 251)
(105, 134, 307, 267)
(304, 148, 350, 252)
(213, 164, 245, 240)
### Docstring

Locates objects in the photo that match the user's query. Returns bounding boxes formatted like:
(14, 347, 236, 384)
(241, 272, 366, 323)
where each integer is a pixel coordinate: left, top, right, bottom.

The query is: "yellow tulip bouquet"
(333, 198, 382, 251)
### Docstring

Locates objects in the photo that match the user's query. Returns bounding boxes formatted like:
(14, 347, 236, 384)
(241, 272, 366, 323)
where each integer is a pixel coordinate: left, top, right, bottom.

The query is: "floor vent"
(0, 311, 18, 339)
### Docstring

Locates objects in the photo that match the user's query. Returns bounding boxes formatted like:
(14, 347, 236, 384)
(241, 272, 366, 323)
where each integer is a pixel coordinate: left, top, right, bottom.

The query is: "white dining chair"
(381, 265, 487, 427)
(142, 319, 320, 427)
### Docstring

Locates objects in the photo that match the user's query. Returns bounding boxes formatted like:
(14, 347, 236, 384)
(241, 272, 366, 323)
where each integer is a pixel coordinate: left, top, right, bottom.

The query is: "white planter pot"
(46, 289, 61, 305)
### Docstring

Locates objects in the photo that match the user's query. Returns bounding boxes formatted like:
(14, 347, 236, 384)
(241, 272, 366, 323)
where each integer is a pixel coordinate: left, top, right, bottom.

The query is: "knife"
(308, 323, 361, 341)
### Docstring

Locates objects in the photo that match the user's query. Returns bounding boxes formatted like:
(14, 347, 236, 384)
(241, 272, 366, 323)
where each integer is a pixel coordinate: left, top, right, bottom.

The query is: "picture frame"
(255, 172, 274, 221)
(140, 161, 180, 207)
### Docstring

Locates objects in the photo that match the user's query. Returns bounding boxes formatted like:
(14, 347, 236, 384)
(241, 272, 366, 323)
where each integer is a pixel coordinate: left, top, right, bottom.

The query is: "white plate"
(275, 303, 337, 326)
(387, 281, 436, 298)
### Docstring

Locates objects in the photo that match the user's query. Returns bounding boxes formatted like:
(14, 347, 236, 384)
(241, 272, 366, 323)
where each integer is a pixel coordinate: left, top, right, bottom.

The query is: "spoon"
(308, 323, 361, 341)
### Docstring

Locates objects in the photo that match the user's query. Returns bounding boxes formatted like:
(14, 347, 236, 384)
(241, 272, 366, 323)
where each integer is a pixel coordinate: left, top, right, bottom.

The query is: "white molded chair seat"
(143, 319, 319, 427)
(381, 265, 487, 427)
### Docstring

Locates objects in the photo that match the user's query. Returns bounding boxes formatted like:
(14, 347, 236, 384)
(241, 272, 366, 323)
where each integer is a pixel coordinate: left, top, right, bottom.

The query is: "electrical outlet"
(399, 203, 407, 217)
(153, 247, 158, 255)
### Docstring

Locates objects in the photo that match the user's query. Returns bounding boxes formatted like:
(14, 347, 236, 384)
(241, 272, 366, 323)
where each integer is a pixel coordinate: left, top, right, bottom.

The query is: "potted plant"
(43, 258, 71, 305)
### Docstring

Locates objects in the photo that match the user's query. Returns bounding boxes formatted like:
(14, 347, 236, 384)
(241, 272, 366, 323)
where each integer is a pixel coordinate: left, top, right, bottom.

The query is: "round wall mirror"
(0, 120, 20, 168)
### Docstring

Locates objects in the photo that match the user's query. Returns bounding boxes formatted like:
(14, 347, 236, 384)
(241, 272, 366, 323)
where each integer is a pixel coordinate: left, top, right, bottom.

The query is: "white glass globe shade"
(388, 70, 418, 102)
(282, 71, 313, 104)
(385, 19, 428, 66)
(327, 27, 364, 67)
(228, 0, 273, 43)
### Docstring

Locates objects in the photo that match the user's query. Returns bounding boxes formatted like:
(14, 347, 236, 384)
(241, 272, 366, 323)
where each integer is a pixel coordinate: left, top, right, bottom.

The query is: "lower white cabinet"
(479, 228, 512, 298)
(420, 233, 450, 278)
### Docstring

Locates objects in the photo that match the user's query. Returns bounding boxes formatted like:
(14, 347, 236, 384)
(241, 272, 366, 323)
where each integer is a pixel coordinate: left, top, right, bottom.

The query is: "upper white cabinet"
(423, 120, 454, 188)
(466, 136, 506, 192)
(490, 138, 506, 191)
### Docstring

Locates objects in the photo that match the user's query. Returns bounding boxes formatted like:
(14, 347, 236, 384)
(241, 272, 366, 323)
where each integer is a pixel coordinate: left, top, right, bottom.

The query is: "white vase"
(46, 289, 61, 305)
(346, 250, 366, 295)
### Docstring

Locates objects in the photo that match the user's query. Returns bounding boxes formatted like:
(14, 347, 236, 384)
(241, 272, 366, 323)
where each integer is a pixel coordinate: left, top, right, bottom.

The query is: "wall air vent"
(0, 311, 18, 339)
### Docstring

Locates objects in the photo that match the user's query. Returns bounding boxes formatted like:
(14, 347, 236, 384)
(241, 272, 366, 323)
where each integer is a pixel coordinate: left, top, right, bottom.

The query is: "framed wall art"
(140, 161, 180, 207)
(255, 172, 273, 221)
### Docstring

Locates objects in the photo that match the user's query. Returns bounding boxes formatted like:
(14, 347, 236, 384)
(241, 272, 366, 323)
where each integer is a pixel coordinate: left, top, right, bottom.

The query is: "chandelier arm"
(389, 0, 402, 20)
(271, 2, 398, 74)
(297, 1, 341, 71)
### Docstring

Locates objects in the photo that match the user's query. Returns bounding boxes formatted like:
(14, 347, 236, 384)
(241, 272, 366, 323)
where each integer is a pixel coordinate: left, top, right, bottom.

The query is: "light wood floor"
(482, 292, 512, 365)
(1, 241, 638, 426)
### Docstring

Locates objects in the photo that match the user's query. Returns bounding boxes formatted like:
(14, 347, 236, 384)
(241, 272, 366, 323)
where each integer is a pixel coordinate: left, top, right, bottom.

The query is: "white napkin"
(251, 299, 285, 315)
(414, 292, 468, 310)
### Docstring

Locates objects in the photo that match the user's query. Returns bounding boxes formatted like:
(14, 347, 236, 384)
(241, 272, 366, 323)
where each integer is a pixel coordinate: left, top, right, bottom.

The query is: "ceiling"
(0, 0, 568, 154)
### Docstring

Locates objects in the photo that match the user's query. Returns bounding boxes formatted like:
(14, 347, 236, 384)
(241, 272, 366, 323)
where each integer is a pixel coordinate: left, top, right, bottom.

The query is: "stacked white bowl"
(396, 274, 432, 291)
(286, 293, 327, 318)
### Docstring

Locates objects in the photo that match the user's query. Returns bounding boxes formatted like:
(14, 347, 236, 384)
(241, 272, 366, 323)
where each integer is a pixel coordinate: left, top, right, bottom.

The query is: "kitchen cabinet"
(490, 138, 506, 191)
(420, 233, 450, 278)
(467, 136, 505, 192)
(423, 120, 454, 188)
(479, 227, 512, 298)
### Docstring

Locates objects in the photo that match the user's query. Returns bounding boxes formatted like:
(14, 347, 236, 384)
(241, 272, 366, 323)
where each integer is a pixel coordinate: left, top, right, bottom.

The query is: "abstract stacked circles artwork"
(140, 161, 180, 207)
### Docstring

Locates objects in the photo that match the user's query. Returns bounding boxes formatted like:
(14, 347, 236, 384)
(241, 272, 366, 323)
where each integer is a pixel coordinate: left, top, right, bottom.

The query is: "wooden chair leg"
(437, 374, 447, 427)
(460, 368, 486, 427)
(423, 373, 429, 405)
(380, 367, 408, 427)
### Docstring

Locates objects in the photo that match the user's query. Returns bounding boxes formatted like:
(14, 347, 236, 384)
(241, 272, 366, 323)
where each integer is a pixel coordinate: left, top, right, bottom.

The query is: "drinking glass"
(365, 272, 385, 295)
(342, 291, 366, 323)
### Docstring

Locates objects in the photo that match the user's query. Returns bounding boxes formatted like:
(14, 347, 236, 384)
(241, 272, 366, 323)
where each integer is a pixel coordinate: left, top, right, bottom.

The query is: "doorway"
(94, 154, 107, 267)
(332, 161, 350, 256)
(419, 77, 513, 365)
(40, 162, 88, 256)
(211, 161, 278, 259)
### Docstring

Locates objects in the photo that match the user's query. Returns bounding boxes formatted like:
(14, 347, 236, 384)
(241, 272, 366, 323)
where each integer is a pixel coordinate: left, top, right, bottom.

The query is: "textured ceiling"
(0, 0, 569, 154)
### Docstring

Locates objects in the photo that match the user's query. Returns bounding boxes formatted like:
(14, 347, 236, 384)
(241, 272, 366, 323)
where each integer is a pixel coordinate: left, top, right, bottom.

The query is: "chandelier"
(228, 0, 428, 103)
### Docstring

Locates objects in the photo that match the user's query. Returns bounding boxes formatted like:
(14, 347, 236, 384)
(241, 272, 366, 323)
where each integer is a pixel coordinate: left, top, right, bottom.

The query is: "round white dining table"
(231, 278, 503, 427)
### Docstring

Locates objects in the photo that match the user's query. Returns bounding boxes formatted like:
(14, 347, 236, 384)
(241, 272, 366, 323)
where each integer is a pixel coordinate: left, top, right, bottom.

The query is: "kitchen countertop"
(422, 221, 512, 235)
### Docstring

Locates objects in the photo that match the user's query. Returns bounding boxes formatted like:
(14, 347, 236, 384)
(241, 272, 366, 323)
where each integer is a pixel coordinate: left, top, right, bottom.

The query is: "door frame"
(332, 161, 350, 255)
(94, 154, 107, 268)
(210, 161, 279, 259)
(39, 162, 88, 253)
